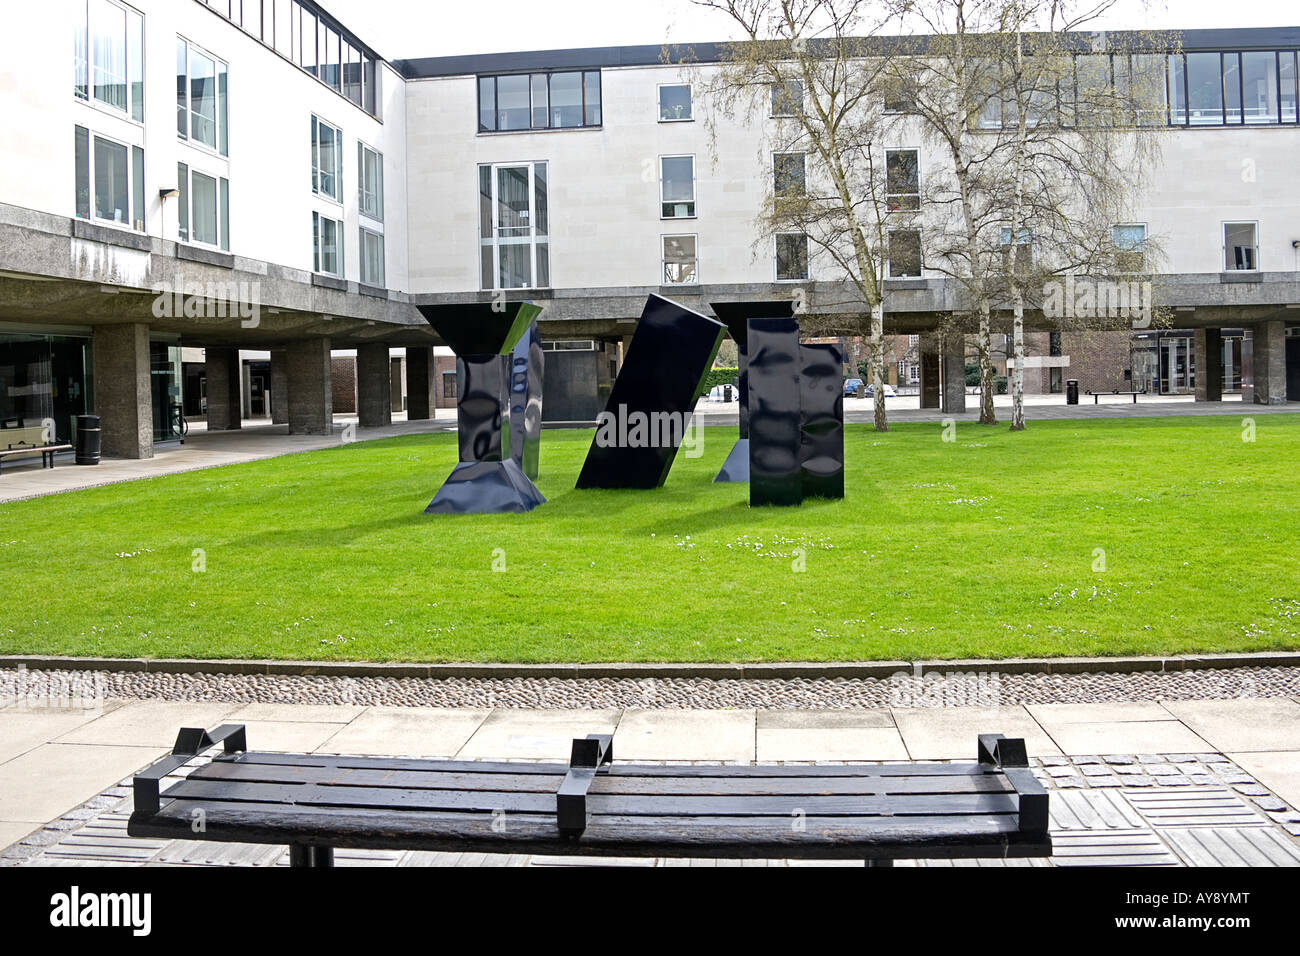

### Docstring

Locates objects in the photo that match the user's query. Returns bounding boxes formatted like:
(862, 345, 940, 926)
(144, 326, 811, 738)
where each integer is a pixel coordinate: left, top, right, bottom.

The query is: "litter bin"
(1066, 379, 1080, 406)
(75, 414, 101, 465)
(723, 384, 733, 402)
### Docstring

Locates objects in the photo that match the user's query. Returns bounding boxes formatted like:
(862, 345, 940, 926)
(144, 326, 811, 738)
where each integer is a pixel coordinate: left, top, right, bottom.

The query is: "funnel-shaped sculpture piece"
(710, 300, 796, 483)
(576, 294, 724, 490)
(416, 302, 545, 514)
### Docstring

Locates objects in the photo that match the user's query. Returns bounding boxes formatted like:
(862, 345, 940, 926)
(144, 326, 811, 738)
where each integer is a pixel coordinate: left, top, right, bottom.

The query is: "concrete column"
(91, 323, 153, 459)
(405, 347, 436, 420)
(389, 356, 405, 413)
(286, 338, 333, 435)
(270, 349, 289, 424)
(940, 334, 967, 414)
(919, 340, 941, 409)
(1252, 320, 1286, 405)
(1193, 329, 1223, 402)
(356, 343, 392, 427)
(204, 347, 242, 431)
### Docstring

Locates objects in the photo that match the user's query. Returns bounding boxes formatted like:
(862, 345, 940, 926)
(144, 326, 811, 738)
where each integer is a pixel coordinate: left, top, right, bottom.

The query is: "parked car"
(843, 378, 864, 397)
(862, 383, 898, 398)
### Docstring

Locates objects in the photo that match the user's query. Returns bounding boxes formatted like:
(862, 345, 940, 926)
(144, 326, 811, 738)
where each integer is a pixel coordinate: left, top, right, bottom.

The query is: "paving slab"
(54, 700, 240, 747)
(1027, 701, 1172, 725)
(458, 709, 623, 760)
(231, 720, 349, 753)
(0, 705, 124, 764)
(0, 821, 38, 851)
(226, 702, 365, 724)
(0, 743, 163, 824)
(1161, 698, 1300, 753)
(889, 706, 1060, 760)
(314, 706, 490, 757)
(756, 710, 908, 761)
(614, 710, 756, 762)
(1227, 752, 1300, 809)
(1045, 720, 1213, 757)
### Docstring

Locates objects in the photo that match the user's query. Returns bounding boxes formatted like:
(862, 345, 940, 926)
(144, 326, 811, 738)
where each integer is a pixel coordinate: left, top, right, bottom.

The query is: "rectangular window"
(177, 164, 230, 250)
(177, 38, 229, 155)
(775, 233, 809, 281)
(1223, 52, 1243, 125)
(771, 80, 803, 117)
(313, 211, 343, 276)
(359, 227, 385, 286)
(300, 7, 317, 77)
(1187, 51, 1224, 125)
(323, 25, 341, 91)
(1113, 224, 1147, 272)
(1168, 53, 1187, 124)
(773, 152, 806, 198)
(662, 235, 698, 284)
(311, 115, 342, 202)
(886, 149, 920, 211)
(76, 0, 144, 119)
(358, 142, 384, 221)
(477, 71, 602, 132)
(363, 54, 379, 117)
(177, 161, 188, 241)
(888, 230, 922, 278)
(1000, 227, 1033, 272)
(1242, 52, 1281, 124)
(659, 84, 692, 121)
(75, 130, 144, 230)
(1224, 222, 1258, 271)
(660, 156, 695, 218)
(1283, 52, 1298, 123)
(191, 170, 219, 246)
(885, 77, 917, 114)
(478, 161, 550, 290)
(442, 371, 457, 400)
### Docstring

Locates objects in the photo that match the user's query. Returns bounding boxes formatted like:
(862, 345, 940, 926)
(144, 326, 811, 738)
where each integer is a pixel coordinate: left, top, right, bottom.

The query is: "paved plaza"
(2, 681, 1298, 867)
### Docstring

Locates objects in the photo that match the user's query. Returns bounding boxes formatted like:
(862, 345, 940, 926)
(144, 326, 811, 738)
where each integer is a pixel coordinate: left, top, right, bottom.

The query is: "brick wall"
(1063, 331, 1133, 393)
(331, 356, 357, 413)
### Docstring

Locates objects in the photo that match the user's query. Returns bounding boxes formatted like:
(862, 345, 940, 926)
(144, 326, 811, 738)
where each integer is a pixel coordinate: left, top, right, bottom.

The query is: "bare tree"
(690, 0, 904, 431)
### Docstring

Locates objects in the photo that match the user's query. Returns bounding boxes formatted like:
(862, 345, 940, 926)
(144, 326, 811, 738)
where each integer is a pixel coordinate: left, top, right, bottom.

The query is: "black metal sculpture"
(576, 294, 724, 490)
(415, 301, 545, 514)
(747, 315, 803, 507)
(709, 301, 797, 483)
(509, 321, 544, 481)
(799, 342, 845, 500)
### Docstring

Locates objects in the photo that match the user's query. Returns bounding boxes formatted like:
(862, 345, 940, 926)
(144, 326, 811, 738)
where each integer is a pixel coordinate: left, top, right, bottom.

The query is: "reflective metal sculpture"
(747, 315, 803, 507)
(509, 322, 544, 480)
(415, 302, 545, 514)
(799, 342, 845, 500)
(576, 294, 724, 490)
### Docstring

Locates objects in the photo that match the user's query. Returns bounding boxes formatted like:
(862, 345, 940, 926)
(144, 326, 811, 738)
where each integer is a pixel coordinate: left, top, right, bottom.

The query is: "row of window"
(477, 71, 602, 132)
(310, 117, 385, 283)
(200, 0, 381, 117)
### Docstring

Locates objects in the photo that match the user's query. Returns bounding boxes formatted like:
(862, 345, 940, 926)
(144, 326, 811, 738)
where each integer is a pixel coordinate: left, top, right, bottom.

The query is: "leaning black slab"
(575, 294, 724, 490)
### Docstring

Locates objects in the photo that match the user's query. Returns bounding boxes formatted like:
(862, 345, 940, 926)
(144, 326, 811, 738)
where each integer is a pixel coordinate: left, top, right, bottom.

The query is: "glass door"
(479, 162, 549, 290)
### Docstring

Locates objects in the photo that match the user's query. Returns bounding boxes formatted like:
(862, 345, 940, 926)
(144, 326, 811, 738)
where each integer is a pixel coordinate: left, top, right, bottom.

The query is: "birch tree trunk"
(1011, 296, 1026, 430)
(870, 301, 888, 432)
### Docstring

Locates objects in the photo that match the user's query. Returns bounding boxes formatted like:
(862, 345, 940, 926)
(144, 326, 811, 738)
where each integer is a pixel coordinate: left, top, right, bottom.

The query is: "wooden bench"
(0, 442, 73, 475)
(1085, 389, 1146, 404)
(127, 724, 1052, 866)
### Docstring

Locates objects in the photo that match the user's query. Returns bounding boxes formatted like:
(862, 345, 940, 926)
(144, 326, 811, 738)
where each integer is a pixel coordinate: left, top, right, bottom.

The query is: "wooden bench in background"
(128, 724, 1052, 867)
(1085, 389, 1146, 404)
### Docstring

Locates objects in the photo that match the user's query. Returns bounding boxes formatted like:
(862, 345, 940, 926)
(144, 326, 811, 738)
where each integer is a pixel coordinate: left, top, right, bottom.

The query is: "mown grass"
(1, 414, 1298, 663)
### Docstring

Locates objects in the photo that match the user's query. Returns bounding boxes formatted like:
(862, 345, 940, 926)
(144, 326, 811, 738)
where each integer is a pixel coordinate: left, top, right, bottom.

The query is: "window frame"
(312, 209, 345, 278)
(75, 125, 145, 232)
(176, 35, 229, 157)
(311, 114, 344, 205)
(1113, 222, 1147, 273)
(659, 154, 697, 220)
(359, 224, 385, 286)
(657, 83, 693, 122)
(75, 0, 145, 124)
(771, 79, 804, 118)
(887, 228, 923, 278)
(774, 232, 810, 282)
(772, 151, 807, 199)
(661, 233, 699, 285)
(477, 70, 603, 133)
(478, 160, 551, 291)
(357, 140, 384, 222)
(885, 148, 921, 212)
(1223, 220, 1259, 272)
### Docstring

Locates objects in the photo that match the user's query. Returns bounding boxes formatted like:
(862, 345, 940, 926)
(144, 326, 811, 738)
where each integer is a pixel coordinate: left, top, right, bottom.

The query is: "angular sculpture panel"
(747, 315, 803, 507)
(799, 342, 845, 500)
(575, 294, 724, 490)
(416, 301, 545, 514)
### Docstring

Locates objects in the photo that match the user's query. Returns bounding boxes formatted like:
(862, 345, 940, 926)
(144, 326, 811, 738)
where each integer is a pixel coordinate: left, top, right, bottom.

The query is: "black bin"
(1066, 380, 1080, 406)
(723, 384, 733, 402)
(75, 415, 101, 465)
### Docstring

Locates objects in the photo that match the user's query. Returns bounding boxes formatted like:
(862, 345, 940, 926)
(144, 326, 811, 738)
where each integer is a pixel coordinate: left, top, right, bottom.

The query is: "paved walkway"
(2, 696, 1297, 866)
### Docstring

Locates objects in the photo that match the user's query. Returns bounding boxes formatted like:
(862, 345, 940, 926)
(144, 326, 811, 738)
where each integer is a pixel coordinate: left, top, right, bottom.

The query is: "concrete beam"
(204, 347, 242, 430)
(1252, 319, 1287, 405)
(405, 347, 436, 420)
(1193, 328, 1223, 402)
(357, 342, 393, 428)
(286, 338, 333, 435)
(91, 323, 152, 459)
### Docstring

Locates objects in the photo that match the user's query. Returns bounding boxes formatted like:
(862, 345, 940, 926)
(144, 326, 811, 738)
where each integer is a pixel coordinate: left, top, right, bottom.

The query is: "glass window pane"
(478, 164, 492, 238)
(495, 74, 530, 130)
(326, 27, 340, 90)
(217, 61, 228, 155)
(176, 40, 187, 136)
(531, 74, 549, 128)
(1243, 52, 1281, 124)
(889, 230, 921, 277)
(498, 242, 531, 289)
(1187, 51, 1224, 125)
(75, 127, 90, 219)
(315, 121, 338, 200)
(93, 136, 129, 223)
(345, 44, 361, 104)
(659, 84, 691, 121)
(534, 162, 547, 235)
(190, 49, 217, 148)
(177, 163, 188, 241)
(478, 76, 496, 131)
(1223, 53, 1242, 124)
(132, 145, 144, 231)
(363, 55, 378, 115)
(549, 72, 582, 127)
(1225, 222, 1257, 270)
(273, 0, 291, 58)
(191, 171, 218, 245)
(496, 166, 531, 232)
(75, 8, 88, 98)
(127, 10, 143, 121)
(661, 156, 694, 217)
(219, 177, 230, 251)
(1168, 54, 1187, 124)
(774, 153, 805, 197)
(536, 241, 549, 287)
(771, 80, 802, 116)
(776, 234, 808, 280)
(1281, 52, 1297, 123)
(300, 9, 317, 75)
(886, 150, 919, 209)
(92, 0, 127, 111)
(583, 71, 601, 125)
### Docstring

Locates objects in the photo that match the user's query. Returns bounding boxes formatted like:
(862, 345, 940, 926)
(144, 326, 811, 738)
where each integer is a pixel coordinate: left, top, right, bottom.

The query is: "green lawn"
(2, 414, 1298, 663)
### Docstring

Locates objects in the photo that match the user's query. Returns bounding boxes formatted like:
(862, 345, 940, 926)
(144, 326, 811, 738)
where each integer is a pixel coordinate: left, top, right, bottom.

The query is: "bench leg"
(289, 844, 335, 867)
(864, 859, 894, 867)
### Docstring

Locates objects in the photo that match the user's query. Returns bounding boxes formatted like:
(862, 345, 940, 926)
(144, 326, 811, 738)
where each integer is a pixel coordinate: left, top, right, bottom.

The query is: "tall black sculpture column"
(416, 302, 545, 514)
(747, 315, 803, 507)
(799, 342, 845, 500)
(709, 301, 796, 483)
(509, 322, 543, 481)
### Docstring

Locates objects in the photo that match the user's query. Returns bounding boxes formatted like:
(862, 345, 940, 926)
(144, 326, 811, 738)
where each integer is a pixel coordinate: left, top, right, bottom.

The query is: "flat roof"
(393, 26, 1300, 79)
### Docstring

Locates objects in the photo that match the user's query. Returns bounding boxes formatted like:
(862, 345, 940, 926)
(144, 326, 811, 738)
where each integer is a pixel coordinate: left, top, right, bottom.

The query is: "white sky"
(320, 0, 1299, 62)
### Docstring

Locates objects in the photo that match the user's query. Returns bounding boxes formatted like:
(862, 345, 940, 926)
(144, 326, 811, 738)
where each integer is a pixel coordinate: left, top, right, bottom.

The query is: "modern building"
(2, 6, 1298, 458)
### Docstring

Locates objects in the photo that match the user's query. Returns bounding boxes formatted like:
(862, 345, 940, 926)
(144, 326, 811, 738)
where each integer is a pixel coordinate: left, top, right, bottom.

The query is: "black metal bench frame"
(1085, 390, 1146, 404)
(128, 725, 1051, 867)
